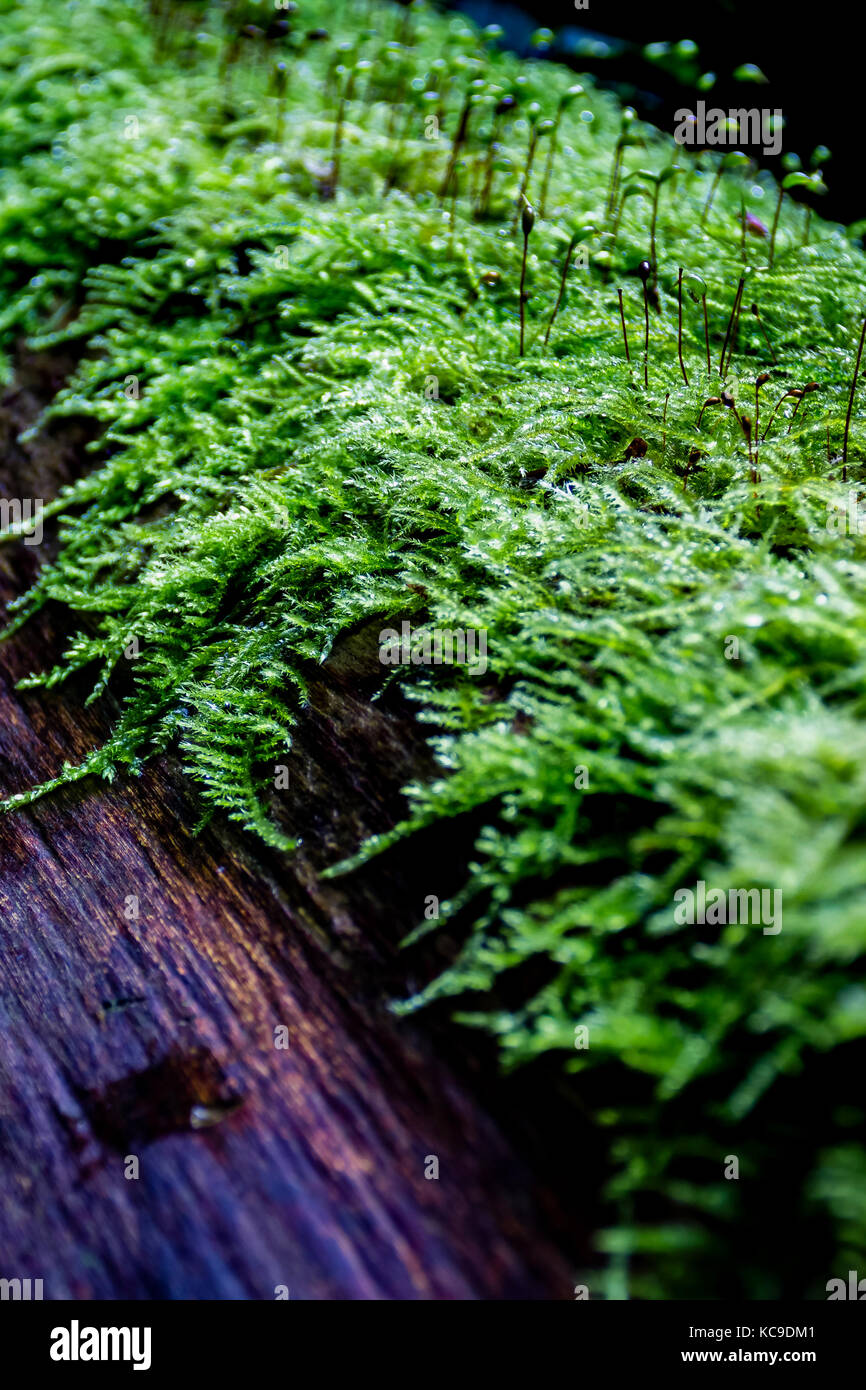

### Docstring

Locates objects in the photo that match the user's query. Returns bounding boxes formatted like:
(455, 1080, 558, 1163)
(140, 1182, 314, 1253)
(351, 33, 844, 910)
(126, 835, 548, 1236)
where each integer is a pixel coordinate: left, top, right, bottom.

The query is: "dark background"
(449, 0, 859, 226)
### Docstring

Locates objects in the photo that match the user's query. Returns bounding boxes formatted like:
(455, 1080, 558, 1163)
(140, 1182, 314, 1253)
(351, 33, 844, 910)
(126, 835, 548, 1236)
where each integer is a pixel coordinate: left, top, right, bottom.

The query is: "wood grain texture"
(0, 347, 576, 1299)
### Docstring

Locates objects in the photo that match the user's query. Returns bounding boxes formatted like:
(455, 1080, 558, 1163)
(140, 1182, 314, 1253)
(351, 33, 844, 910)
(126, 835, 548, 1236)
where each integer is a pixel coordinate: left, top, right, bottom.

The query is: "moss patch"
(2, 0, 866, 1297)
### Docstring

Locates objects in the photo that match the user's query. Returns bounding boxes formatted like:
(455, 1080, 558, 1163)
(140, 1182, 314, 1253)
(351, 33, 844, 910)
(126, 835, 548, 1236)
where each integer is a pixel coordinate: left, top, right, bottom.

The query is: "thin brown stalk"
(768, 183, 784, 269)
(750, 302, 777, 364)
(639, 260, 651, 389)
(511, 124, 541, 235)
(544, 235, 577, 346)
(701, 164, 723, 224)
(697, 396, 721, 429)
(321, 83, 347, 200)
(538, 117, 560, 218)
(761, 390, 801, 441)
(439, 94, 472, 199)
(649, 183, 661, 289)
(842, 316, 866, 481)
(606, 143, 624, 220)
(617, 287, 630, 362)
(719, 276, 745, 378)
(754, 373, 769, 479)
(519, 204, 535, 357)
(677, 268, 689, 385)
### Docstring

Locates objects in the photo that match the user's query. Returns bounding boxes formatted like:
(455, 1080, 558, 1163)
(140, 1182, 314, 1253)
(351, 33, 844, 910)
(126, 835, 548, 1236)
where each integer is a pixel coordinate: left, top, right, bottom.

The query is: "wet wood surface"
(0, 347, 575, 1299)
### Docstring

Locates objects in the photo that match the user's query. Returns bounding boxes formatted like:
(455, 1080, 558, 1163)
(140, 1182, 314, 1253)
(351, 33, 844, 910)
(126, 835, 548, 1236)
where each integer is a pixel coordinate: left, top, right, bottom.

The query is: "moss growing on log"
(2, 0, 866, 1297)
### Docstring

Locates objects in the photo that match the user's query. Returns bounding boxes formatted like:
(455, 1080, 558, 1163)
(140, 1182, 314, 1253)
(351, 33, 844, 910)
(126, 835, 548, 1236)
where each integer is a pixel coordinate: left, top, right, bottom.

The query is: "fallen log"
(0, 348, 575, 1299)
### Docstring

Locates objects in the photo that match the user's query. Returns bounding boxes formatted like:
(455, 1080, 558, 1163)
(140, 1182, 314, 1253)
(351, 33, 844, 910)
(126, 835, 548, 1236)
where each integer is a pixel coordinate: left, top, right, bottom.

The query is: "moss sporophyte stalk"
(2, 0, 866, 1299)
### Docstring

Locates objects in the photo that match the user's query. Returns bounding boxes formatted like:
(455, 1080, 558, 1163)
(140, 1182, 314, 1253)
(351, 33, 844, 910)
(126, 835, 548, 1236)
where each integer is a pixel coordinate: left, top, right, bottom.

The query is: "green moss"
(2, 0, 866, 1297)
